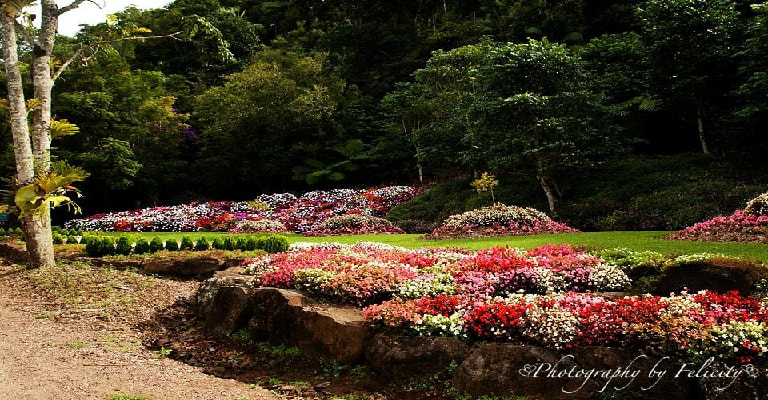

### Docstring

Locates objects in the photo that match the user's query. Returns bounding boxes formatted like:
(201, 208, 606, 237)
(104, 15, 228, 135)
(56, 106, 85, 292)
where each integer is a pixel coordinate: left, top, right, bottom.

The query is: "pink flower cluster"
(302, 214, 405, 236)
(669, 210, 768, 243)
(64, 186, 419, 233)
(243, 243, 629, 306)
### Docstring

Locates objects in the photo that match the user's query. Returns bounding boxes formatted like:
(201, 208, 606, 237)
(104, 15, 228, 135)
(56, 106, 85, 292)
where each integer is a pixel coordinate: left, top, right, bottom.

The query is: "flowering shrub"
(64, 186, 418, 233)
(303, 214, 405, 236)
(669, 209, 768, 243)
(745, 191, 768, 216)
(425, 203, 579, 239)
(228, 218, 288, 233)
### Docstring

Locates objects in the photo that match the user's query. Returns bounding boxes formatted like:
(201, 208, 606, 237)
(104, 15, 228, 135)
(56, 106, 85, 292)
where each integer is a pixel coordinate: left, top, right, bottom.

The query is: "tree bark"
(696, 103, 710, 154)
(536, 165, 558, 215)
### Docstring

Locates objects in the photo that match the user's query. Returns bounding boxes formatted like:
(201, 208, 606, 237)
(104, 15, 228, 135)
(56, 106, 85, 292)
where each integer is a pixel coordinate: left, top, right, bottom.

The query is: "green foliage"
(52, 233, 64, 245)
(262, 235, 289, 253)
(194, 237, 210, 251)
(165, 239, 179, 251)
(86, 236, 116, 257)
(222, 236, 236, 251)
(245, 236, 258, 251)
(180, 236, 194, 250)
(64, 235, 77, 244)
(133, 238, 150, 254)
(148, 236, 164, 253)
(235, 237, 247, 251)
(115, 236, 132, 255)
(211, 237, 224, 250)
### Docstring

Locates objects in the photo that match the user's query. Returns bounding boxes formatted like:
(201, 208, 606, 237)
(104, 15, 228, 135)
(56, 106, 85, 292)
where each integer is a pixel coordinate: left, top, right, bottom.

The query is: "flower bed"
(64, 186, 418, 233)
(669, 210, 768, 243)
(239, 241, 768, 367)
(303, 214, 405, 236)
(424, 203, 579, 239)
(365, 290, 768, 365)
(243, 243, 630, 306)
(670, 192, 768, 243)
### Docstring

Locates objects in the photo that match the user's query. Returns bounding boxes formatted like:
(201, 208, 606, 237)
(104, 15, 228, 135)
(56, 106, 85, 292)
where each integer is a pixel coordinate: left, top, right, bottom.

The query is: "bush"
(262, 235, 289, 253)
(229, 219, 288, 233)
(0, 228, 7, 236)
(165, 239, 180, 251)
(235, 237, 247, 251)
(180, 236, 194, 250)
(134, 238, 150, 254)
(194, 237, 210, 251)
(245, 236, 258, 251)
(65, 235, 77, 244)
(52, 233, 64, 244)
(85, 236, 101, 256)
(211, 238, 224, 250)
(115, 236, 132, 255)
(85, 237, 116, 257)
(425, 203, 578, 239)
(745, 192, 768, 216)
(149, 236, 164, 253)
(222, 236, 237, 251)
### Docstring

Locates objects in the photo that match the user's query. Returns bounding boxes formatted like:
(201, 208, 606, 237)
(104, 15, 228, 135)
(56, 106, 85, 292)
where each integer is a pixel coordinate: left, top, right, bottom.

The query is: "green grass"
(93, 231, 768, 262)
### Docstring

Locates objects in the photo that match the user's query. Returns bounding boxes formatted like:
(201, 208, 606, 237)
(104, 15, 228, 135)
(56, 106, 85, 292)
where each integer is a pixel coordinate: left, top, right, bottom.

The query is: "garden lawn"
(97, 231, 768, 262)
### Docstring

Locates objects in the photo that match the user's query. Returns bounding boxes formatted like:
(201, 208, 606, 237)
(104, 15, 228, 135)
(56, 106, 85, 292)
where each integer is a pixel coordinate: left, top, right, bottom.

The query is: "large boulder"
(452, 344, 699, 400)
(365, 334, 470, 382)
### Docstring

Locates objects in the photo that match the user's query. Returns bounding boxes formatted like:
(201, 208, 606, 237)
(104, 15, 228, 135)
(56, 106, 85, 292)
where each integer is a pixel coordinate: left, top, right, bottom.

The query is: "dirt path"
(0, 262, 281, 400)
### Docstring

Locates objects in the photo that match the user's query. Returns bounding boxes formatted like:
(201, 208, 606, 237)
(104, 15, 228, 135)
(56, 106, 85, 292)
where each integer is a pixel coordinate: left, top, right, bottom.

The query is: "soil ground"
(0, 257, 449, 400)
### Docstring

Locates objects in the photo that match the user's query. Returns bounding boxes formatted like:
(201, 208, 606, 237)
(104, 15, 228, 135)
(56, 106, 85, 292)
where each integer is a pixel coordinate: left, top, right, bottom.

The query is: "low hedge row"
(83, 234, 289, 257)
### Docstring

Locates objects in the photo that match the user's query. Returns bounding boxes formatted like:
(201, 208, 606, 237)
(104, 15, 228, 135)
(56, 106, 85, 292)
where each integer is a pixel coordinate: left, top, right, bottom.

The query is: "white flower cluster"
(351, 241, 408, 252)
(243, 256, 276, 278)
(745, 191, 768, 215)
(414, 313, 467, 338)
(397, 273, 457, 299)
(521, 303, 580, 349)
(293, 268, 337, 294)
(442, 204, 551, 229)
(672, 253, 726, 265)
(588, 263, 632, 291)
(319, 214, 395, 230)
(231, 219, 287, 233)
(709, 321, 768, 356)
(288, 242, 349, 251)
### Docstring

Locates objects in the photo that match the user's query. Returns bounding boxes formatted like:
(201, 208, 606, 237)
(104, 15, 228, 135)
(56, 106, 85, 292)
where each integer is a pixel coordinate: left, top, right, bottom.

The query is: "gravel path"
(0, 262, 281, 400)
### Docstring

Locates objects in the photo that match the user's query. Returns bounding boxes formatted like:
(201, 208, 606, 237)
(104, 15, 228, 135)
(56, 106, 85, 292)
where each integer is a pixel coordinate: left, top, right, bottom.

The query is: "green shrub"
(245, 236, 258, 251)
(134, 238, 150, 254)
(165, 239, 180, 251)
(100, 237, 116, 256)
(115, 236, 132, 255)
(13, 227, 22, 235)
(65, 235, 77, 244)
(194, 237, 210, 251)
(223, 236, 237, 251)
(180, 236, 194, 250)
(262, 235, 289, 253)
(67, 229, 78, 237)
(84, 236, 101, 256)
(211, 238, 224, 250)
(149, 236, 164, 253)
(235, 237, 247, 251)
(52, 233, 64, 244)
(0, 228, 7, 236)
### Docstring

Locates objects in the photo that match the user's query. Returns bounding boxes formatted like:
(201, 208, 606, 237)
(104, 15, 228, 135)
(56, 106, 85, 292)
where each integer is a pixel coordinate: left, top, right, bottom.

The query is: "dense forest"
(2, 0, 768, 231)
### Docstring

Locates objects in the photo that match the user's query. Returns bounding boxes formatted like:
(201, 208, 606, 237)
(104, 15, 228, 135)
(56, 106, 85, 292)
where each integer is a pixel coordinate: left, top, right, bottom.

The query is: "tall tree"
(0, 0, 90, 267)
(637, 0, 741, 154)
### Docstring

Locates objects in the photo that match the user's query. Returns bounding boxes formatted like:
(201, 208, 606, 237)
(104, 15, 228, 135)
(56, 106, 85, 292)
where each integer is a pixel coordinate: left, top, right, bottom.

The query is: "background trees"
(2, 0, 768, 233)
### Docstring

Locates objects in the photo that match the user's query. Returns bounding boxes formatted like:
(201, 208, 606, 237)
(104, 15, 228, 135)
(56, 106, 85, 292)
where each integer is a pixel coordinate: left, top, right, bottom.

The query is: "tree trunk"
(0, 13, 35, 183)
(696, 103, 710, 154)
(536, 166, 558, 215)
(1, 11, 55, 268)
